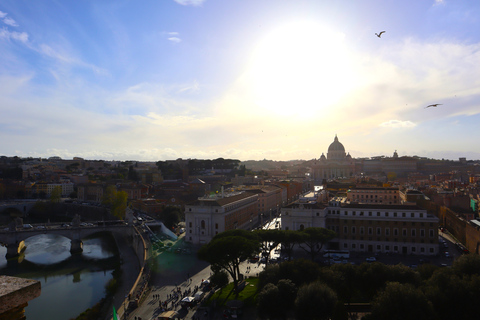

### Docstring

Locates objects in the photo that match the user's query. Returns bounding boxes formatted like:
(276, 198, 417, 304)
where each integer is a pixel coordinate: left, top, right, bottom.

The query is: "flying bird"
(425, 104, 442, 108)
(375, 31, 386, 38)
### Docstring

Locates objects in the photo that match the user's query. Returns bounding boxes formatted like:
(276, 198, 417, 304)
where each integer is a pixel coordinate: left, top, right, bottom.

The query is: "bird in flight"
(375, 31, 386, 38)
(425, 104, 442, 108)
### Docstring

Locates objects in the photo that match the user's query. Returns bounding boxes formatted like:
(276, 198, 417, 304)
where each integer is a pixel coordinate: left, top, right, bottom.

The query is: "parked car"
(366, 257, 376, 262)
(23, 224, 33, 229)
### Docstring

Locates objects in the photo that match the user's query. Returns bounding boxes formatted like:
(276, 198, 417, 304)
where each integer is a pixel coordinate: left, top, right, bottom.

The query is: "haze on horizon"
(1, 0, 480, 162)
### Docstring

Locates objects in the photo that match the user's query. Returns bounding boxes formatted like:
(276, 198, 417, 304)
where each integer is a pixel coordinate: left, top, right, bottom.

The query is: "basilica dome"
(328, 135, 345, 152)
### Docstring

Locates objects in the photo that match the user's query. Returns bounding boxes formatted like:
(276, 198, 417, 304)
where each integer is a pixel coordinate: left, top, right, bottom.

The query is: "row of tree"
(257, 254, 480, 320)
(199, 228, 480, 320)
(197, 228, 336, 293)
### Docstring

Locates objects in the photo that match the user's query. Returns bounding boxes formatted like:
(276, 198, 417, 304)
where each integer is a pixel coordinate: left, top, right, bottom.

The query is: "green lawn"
(207, 277, 259, 307)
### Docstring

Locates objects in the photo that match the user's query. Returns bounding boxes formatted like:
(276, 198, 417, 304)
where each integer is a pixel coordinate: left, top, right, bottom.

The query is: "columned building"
(312, 135, 356, 181)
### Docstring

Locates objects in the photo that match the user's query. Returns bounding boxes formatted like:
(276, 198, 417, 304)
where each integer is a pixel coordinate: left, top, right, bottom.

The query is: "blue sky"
(1, 0, 479, 161)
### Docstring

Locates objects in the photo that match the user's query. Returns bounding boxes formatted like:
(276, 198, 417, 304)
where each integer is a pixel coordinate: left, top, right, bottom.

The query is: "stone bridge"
(0, 222, 133, 259)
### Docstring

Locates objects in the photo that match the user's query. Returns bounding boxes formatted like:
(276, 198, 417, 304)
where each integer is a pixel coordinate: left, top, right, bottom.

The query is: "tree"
(279, 230, 303, 261)
(210, 270, 229, 289)
(102, 185, 128, 219)
(367, 282, 434, 320)
(295, 281, 337, 320)
(197, 230, 260, 293)
(160, 206, 181, 229)
(257, 283, 281, 319)
(298, 227, 336, 261)
(50, 186, 62, 203)
(254, 229, 284, 265)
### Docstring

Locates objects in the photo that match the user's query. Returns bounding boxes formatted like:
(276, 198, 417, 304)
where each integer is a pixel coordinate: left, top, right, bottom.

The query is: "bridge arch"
(0, 224, 132, 259)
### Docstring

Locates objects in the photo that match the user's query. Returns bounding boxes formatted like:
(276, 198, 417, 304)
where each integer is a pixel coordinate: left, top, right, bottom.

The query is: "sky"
(1, 0, 480, 162)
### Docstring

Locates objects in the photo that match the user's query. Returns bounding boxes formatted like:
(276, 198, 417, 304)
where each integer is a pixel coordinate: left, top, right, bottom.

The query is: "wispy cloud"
(174, 0, 206, 7)
(3, 17, 18, 27)
(0, 11, 7, 18)
(168, 37, 181, 43)
(0, 28, 29, 43)
(379, 120, 417, 128)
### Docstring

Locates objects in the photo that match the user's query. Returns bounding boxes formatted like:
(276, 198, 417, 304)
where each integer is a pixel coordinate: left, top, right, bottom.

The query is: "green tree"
(254, 229, 284, 265)
(197, 230, 260, 293)
(50, 186, 62, 203)
(210, 270, 229, 289)
(257, 283, 282, 319)
(295, 281, 337, 320)
(279, 230, 303, 261)
(102, 185, 128, 219)
(367, 282, 434, 320)
(160, 206, 181, 230)
(298, 227, 336, 261)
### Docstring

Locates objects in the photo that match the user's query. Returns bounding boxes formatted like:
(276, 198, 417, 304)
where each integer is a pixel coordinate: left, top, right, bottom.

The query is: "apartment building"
(346, 186, 400, 205)
(184, 191, 258, 244)
(281, 193, 439, 256)
(326, 200, 439, 255)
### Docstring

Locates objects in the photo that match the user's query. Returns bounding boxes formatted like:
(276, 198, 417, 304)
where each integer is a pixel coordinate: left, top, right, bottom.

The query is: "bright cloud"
(379, 120, 417, 128)
(173, 0, 206, 6)
(168, 37, 181, 43)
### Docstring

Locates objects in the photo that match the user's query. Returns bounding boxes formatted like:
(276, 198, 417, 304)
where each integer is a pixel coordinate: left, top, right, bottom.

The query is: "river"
(0, 233, 119, 320)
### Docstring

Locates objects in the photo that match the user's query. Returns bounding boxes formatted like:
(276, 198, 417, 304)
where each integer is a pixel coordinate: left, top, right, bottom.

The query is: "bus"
(323, 250, 350, 259)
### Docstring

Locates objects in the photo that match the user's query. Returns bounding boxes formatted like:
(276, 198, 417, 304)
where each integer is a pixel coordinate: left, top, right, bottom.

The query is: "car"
(23, 224, 33, 229)
(366, 257, 376, 262)
(36, 226, 46, 230)
(61, 223, 70, 227)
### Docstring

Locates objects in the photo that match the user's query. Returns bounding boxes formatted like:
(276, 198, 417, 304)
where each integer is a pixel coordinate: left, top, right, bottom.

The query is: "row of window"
(341, 226, 435, 237)
(342, 242, 435, 254)
(328, 210, 425, 218)
(352, 194, 397, 198)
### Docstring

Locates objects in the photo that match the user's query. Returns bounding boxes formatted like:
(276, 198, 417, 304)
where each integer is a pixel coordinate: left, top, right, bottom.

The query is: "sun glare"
(249, 21, 357, 116)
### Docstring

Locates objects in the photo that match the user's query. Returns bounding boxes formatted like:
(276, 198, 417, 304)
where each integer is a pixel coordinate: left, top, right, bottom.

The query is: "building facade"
(346, 186, 400, 205)
(280, 193, 439, 256)
(184, 191, 258, 244)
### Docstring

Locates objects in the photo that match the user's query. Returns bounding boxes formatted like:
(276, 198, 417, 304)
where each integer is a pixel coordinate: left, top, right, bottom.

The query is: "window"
(377, 212, 380, 216)
(201, 220, 206, 229)
(420, 229, 425, 236)
(352, 243, 356, 249)
(299, 224, 305, 231)
(377, 245, 381, 250)
(420, 213, 424, 218)
(215, 223, 218, 229)
(402, 212, 406, 217)
(394, 228, 398, 236)
(360, 227, 364, 235)
(385, 212, 389, 217)
(394, 245, 398, 252)
(344, 226, 348, 234)
(411, 213, 415, 218)
(189, 222, 192, 228)
(368, 227, 373, 235)
(343, 243, 348, 249)
(369, 212, 372, 216)
(411, 229, 416, 237)
(394, 212, 397, 217)
(402, 229, 407, 236)
(352, 226, 356, 234)
(429, 229, 434, 237)
(360, 244, 364, 249)
(385, 228, 390, 236)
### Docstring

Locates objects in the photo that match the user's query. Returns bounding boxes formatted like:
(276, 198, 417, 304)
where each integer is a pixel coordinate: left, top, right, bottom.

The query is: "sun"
(248, 21, 357, 116)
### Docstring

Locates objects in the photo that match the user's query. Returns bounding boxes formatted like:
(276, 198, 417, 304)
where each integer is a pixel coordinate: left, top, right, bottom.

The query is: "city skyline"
(1, 0, 480, 161)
